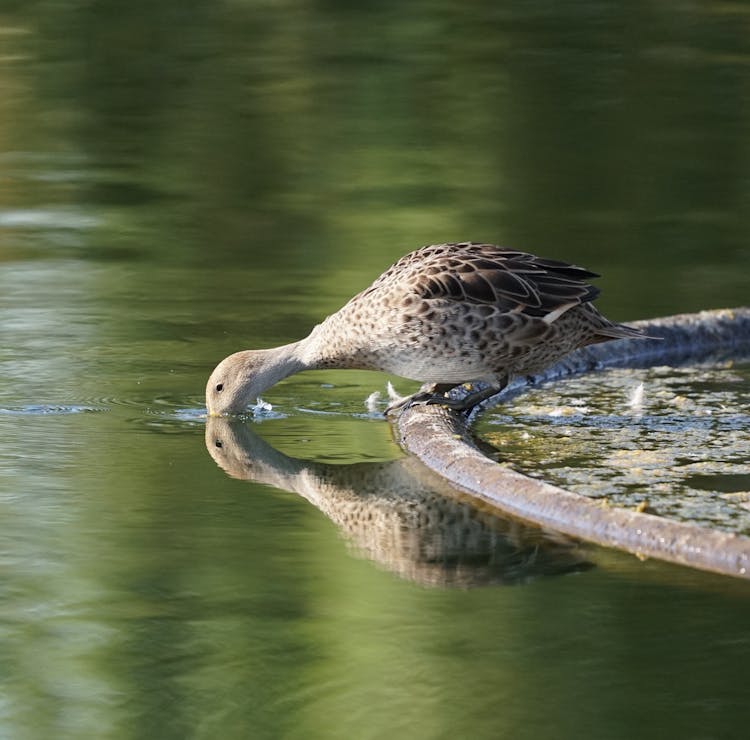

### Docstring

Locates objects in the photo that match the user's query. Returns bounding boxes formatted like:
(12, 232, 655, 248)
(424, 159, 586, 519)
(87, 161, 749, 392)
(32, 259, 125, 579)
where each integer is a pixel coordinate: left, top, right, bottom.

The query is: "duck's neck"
(295, 314, 370, 371)
(253, 340, 310, 390)
(258, 314, 367, 381)
(294, 321, 335, 369)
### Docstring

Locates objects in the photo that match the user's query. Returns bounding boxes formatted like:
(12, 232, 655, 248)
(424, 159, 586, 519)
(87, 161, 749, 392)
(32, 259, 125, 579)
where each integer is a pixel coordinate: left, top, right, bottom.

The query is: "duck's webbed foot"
(385, 382, 504, 415)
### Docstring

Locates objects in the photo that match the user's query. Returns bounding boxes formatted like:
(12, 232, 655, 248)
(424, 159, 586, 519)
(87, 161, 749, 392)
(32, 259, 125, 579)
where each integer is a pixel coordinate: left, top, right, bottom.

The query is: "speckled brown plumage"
(206, 242, 645, 415)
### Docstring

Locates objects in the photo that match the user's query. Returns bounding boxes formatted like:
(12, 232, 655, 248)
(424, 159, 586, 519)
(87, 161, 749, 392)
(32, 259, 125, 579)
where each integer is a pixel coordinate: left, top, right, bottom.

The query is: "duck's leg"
(385, 383, 453, 414)
(386, 380, 506, 414)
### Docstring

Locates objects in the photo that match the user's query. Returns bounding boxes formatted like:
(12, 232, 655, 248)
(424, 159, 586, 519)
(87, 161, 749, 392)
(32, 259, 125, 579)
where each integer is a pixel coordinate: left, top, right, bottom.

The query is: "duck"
(206, 242, 645, 416)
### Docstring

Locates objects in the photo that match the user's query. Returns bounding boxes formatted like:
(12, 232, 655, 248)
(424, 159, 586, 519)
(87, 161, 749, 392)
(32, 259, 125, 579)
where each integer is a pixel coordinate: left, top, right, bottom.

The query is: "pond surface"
(2, 3, 750, 739)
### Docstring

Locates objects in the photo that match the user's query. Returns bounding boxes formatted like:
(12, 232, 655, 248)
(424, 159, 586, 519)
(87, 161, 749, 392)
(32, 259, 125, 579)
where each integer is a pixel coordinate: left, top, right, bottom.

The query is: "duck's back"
(311, 243, 641, 384)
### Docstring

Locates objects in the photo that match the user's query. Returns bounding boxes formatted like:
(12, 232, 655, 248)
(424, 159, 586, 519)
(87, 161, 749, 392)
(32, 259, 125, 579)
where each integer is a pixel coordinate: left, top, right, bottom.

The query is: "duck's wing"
(412, 243, 601, 319)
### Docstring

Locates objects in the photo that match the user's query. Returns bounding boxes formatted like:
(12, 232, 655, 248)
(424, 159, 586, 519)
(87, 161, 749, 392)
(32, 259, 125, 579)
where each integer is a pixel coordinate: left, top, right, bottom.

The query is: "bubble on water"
(253, 398, 273, 414)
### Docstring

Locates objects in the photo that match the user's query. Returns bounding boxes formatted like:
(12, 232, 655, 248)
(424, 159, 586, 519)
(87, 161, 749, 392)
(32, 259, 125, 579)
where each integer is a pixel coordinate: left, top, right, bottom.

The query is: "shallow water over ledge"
(479, 361, 750, 533)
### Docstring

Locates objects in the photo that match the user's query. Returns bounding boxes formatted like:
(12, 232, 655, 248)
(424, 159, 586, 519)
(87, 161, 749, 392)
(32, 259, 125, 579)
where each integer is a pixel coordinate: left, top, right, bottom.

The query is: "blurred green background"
(1, 2, 749, 739)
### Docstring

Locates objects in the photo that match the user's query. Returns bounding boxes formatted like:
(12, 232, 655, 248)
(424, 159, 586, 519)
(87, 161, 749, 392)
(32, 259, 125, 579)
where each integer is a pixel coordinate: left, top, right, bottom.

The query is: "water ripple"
(0, 404, 108, 416)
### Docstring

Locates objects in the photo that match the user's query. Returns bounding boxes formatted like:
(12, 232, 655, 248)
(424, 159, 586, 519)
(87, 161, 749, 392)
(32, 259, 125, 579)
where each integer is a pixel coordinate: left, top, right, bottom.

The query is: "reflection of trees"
(5, 2, 749, 304)
(206, 418, 591, 587)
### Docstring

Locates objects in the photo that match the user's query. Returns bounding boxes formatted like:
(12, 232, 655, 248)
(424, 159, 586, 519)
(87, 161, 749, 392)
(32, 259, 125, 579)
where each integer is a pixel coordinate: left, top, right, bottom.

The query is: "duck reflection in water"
(205, 418, 592, 587)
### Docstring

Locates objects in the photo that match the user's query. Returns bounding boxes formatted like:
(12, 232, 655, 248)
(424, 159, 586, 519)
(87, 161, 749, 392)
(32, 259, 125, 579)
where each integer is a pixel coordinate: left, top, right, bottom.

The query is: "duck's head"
(206, 351, 265, 417)
(205, 346, 305, 416)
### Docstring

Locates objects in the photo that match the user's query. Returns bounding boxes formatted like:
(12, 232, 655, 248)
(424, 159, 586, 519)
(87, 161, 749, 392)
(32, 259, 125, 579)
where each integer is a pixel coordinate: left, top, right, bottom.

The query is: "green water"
(2, 2, 750, 739)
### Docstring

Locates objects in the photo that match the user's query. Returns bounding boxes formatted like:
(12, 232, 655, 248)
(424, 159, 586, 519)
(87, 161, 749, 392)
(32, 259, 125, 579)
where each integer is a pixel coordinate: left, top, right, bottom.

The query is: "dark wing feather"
(414, 243, 600, 318)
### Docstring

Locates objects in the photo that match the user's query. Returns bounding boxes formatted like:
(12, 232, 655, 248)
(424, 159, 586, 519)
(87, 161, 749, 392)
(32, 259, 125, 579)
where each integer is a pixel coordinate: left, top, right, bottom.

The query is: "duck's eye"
(215, 383, 224, 392)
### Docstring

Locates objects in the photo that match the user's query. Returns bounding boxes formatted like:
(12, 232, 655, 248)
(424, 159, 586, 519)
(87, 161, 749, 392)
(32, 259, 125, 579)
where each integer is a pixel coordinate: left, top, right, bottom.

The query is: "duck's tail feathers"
(594, 322, 661, 342)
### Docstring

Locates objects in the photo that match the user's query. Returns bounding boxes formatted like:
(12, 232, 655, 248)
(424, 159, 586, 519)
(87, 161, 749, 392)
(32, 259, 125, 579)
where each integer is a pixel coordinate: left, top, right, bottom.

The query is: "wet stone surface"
(479, 362, 750, 534)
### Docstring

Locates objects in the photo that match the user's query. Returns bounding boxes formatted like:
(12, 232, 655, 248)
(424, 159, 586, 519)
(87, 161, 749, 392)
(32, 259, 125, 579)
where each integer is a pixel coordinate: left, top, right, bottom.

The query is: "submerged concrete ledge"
(395, 307, 750, 580)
